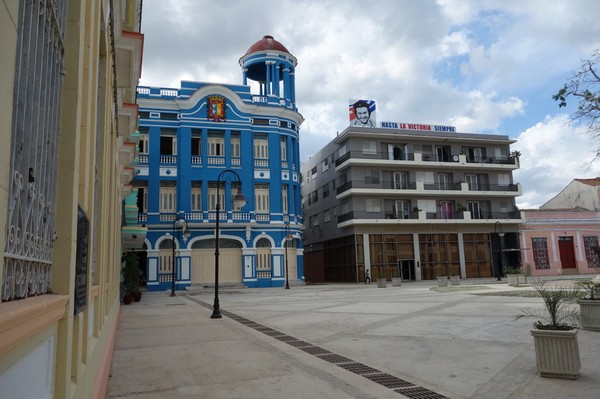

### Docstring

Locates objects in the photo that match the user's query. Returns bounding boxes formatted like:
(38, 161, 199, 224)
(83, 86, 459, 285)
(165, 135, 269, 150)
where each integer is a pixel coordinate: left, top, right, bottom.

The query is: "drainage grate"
(253, 326, 275, 332)
(262, 330, 285, 336)
(274, 335, 302, 342)
(395, 386, 449, 399)
(338, 362, 381, 375)
(364, 373, 414, 389)
(285, 340, 313, 348)
(317, 353, 354, 364)
(299, 346, 332, 355)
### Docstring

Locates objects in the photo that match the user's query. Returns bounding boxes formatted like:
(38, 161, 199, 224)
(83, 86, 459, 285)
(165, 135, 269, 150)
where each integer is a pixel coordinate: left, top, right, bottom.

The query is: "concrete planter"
(530, 328, 580, 379)
(436, 277, 448, 287)
(507, 273, 527, 286)
(579, 299, 600, 331)
(449, 275, 460, 285)
(392, 277, 402, 287)
(377, 278, 386, 288)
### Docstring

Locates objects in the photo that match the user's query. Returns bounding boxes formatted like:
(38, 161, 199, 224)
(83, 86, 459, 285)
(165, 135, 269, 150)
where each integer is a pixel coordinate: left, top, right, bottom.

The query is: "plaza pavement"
(107, 277, 600, 399)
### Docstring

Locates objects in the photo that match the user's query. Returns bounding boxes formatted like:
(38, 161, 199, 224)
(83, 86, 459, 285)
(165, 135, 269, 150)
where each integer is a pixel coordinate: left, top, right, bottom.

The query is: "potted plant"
(122, 252, 142, 303)
(391, 266, 402, 287)
(506, 266, 527, 286)
(576, 276, 600, 331)
(377, 267, 387, 288)
(514, 281, 581, 379)
(436, 274, 448, 287)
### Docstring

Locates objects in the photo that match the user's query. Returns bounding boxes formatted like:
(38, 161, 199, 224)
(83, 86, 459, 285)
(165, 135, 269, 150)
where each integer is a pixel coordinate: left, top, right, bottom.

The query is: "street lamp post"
(171, 217, 190, 297)
(494, 221, 505, 282)
(211, 169, 247, 319)
(284, 224, 292, 290)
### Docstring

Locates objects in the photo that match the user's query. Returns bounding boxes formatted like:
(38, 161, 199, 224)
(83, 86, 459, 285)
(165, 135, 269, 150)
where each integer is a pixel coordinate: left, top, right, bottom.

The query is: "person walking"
(365, 269, 371, 284)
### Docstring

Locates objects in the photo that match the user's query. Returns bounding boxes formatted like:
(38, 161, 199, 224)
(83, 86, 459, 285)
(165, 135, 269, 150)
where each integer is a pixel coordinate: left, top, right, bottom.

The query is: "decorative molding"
(0, 295, 69, 356)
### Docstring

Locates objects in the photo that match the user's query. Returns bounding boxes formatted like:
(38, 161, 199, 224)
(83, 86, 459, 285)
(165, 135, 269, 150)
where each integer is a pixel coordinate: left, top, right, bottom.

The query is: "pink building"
(520, 178, 600, 277)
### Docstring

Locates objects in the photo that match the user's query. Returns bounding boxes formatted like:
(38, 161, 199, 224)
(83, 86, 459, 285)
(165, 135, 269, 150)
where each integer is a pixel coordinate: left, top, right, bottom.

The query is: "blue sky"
(139, 0, 600, 208)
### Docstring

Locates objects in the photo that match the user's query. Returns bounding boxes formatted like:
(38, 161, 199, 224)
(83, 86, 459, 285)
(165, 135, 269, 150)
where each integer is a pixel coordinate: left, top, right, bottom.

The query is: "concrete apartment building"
(0, 1, 143, 398)
(302, 124, 522, 283)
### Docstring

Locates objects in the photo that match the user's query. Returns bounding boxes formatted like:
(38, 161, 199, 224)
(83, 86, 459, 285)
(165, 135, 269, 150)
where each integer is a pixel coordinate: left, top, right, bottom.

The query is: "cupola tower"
(240, 35, 298, 110)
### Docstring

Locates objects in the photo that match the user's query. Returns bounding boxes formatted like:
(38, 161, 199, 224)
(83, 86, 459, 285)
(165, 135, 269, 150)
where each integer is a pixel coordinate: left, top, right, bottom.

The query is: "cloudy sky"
(139, 0, 600, 209)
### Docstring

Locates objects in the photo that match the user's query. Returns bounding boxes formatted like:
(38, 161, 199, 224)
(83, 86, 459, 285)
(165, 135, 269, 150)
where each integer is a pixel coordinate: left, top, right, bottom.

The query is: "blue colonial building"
(133, 35, 304, 290)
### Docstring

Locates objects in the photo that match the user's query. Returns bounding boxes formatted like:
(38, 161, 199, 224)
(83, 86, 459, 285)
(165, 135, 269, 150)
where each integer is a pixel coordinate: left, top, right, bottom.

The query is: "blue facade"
(135, 36, 304, 290)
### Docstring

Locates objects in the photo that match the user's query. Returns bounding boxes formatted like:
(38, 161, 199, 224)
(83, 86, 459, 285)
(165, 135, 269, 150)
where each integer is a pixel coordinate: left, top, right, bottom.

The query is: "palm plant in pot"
(514, 281, 581, 379)
(576, 276, 600, 331)
(122, 252, 142, 303)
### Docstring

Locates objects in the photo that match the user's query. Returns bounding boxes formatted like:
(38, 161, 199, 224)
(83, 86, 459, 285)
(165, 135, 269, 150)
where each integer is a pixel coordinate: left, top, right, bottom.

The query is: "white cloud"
(513, 114, 600, 208)
(139, 0, 600, 205)
(440, 31, 472, 57)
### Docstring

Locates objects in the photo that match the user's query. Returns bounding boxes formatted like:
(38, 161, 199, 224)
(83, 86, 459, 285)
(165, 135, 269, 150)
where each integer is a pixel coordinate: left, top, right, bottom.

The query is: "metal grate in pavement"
(338, 362, 381, 375)
(285, 340, 314, 348)
(394, 386, 449, 399)
(274, 335, 302, 342)
(317, 353, 354, 364)
(262, 329, 285, 337)
(299, 345, 332, 355)
(365, 373, 414, 389)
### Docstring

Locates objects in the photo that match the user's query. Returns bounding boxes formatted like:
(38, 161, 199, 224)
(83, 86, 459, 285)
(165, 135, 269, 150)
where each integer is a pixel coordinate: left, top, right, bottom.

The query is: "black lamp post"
(494, 221, 505, 281)
(284, 224, 292, 290)
(171, 217, 190, 297)
(211, 169, 246, 319)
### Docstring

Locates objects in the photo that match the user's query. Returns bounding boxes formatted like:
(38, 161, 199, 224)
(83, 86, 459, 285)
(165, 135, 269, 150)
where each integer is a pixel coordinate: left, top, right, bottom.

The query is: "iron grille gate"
(2, 0, 67, 301)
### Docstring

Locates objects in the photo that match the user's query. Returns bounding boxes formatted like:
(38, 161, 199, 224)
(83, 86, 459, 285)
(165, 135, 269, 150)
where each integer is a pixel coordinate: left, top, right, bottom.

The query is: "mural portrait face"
(356, 106, 370, 124)
(349, 99, 376, 127)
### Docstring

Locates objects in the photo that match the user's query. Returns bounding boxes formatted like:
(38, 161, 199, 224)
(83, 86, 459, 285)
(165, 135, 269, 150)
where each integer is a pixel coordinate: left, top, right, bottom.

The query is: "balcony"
(136, 211, 279, 225)
(336, 209, 522, 227)
(336, 179, 521, 198)
(334, 151, 517, 170)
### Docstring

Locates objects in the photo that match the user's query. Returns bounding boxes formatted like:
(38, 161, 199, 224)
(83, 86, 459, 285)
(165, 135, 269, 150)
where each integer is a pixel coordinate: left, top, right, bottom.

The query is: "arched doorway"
(191, 238, 243, 285)
(256, 237, 272, 285)
(158, 238, 175, 283)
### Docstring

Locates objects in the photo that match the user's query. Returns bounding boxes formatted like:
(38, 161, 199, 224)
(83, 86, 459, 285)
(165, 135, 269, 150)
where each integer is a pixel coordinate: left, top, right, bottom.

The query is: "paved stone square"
(108, 279, 600, 399)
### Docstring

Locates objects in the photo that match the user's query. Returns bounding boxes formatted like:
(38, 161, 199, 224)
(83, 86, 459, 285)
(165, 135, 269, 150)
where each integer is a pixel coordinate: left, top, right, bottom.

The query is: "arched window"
(192, 239, 242, 249)
(256, 237, 272, 248)
(159, 239, 174, 250)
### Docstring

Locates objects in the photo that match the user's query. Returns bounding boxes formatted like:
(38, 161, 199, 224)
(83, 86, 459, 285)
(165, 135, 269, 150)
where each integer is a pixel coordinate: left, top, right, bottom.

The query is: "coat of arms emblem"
(207, 95, 226, 122)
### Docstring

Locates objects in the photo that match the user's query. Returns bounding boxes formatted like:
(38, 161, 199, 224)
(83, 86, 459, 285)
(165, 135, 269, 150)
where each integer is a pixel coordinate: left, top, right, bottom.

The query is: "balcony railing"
(334, 150, 516, 167)
(160, 154, 177, 164)
(336, 179, 519, 195)
(467, 183, 519, 192)
(423, 182, 462, 191)
(136, 211, 300, 225)
(337, 210, 521, 224)
(336, 180, 418, 194)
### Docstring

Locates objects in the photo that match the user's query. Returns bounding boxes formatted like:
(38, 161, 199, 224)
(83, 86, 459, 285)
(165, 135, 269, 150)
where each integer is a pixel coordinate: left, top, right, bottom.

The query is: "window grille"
(3, 0, 67, 301)
(532, 237, 550, 270)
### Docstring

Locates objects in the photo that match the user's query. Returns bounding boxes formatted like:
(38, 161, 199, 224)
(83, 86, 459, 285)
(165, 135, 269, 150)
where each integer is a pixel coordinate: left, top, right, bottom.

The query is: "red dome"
(245, 35, 290, 55)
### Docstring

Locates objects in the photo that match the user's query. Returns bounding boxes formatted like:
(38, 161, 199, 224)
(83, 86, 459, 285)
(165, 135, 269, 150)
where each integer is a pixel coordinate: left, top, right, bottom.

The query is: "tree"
(553, 50, 600, 159)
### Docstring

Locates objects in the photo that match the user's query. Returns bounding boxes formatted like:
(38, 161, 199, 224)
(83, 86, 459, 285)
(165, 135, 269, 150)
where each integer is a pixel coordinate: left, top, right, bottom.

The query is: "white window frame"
(280, 137, 287, 161)
(255, 183, 270, 212)
(366, 198, 381, 213)
(191, 184, 202, 211)
(231, 134, 240, 157)
(393, 171, 409, 189)
(160, 183, 177, 212)
(208, 134, 224, 156)
(254, 136, 269, 159)
(395, 200, 411, 219)
(362, 141, 377, 155)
